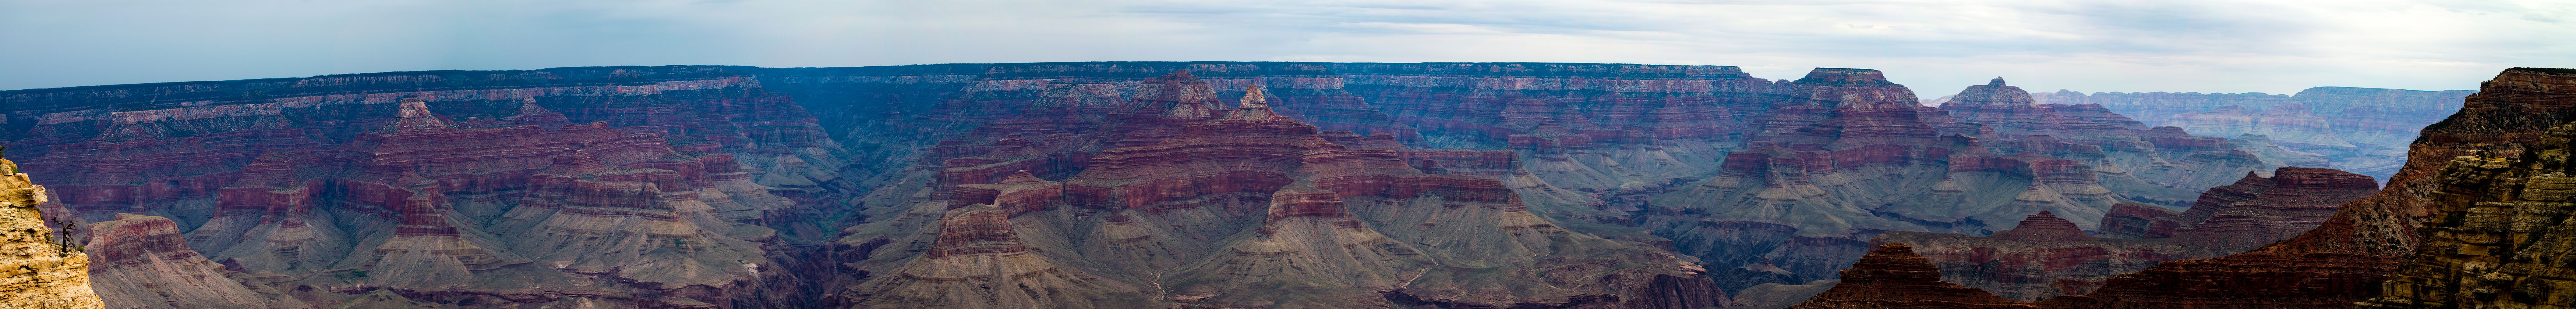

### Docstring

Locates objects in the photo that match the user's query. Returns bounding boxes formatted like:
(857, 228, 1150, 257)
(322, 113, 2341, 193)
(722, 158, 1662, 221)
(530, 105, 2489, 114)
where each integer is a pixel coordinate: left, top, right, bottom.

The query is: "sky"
(3, 0, 2572, 94)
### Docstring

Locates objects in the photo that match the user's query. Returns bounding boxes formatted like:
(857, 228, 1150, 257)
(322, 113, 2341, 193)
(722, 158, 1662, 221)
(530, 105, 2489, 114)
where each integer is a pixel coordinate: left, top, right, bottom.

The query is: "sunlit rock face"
(2036, 87, 2476, 181)
(0, 148, 106, 309)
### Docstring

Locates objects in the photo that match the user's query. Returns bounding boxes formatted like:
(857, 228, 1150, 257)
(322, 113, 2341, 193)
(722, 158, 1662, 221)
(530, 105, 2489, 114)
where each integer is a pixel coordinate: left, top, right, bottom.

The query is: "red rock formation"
(85, 213, 310, 309)
(2141, 167, 2377, 251)
(1788, 243, 2036, 309)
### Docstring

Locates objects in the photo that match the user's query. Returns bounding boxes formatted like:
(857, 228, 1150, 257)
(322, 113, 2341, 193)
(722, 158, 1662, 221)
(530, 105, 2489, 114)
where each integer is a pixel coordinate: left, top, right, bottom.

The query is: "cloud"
(3, 0, 2569, 94)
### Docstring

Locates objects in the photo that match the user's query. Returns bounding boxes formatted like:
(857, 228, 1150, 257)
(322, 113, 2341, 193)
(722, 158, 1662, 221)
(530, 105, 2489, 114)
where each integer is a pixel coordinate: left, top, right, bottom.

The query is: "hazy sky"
(4, 0, 2571, 94)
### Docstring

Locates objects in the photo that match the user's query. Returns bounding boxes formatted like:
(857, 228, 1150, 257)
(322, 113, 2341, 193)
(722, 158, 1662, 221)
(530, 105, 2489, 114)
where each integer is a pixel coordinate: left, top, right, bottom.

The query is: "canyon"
(1794, 67, 2576, 308)
(0, 62, 2492, 308)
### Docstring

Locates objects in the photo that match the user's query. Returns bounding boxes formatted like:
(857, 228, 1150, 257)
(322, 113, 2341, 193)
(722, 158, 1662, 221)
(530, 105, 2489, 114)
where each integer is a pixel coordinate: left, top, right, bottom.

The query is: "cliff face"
(2357, 67, 2576, 309)
(0, 148, 106, 309)
(2037, 87, 2475, 180)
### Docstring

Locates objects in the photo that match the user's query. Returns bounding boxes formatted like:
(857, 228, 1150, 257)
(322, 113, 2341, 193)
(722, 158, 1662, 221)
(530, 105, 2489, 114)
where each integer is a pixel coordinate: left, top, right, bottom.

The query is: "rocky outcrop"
(2356, 67, 2576, 309)
(85, 213, 309, 309)
(2105, 167, 2379, 251)
(2037, 87, 2476, 180)
(0, 147, 106, 309)
(2036, 67, 2576, 309)
(1788, 243, 2035, 309)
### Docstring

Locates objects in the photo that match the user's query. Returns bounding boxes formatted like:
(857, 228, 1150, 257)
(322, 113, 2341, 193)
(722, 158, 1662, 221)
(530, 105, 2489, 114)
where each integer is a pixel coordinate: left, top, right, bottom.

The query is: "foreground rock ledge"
(0, 147, 107, 309)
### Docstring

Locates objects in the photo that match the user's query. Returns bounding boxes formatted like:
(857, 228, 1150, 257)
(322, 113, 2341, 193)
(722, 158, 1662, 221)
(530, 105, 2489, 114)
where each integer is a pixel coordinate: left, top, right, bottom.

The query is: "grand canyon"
(0, 62, 2567, 309)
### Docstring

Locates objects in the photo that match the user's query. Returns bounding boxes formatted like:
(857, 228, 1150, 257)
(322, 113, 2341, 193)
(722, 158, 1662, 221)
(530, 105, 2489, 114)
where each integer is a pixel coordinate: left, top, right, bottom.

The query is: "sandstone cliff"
(0, 147, 106, 308)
